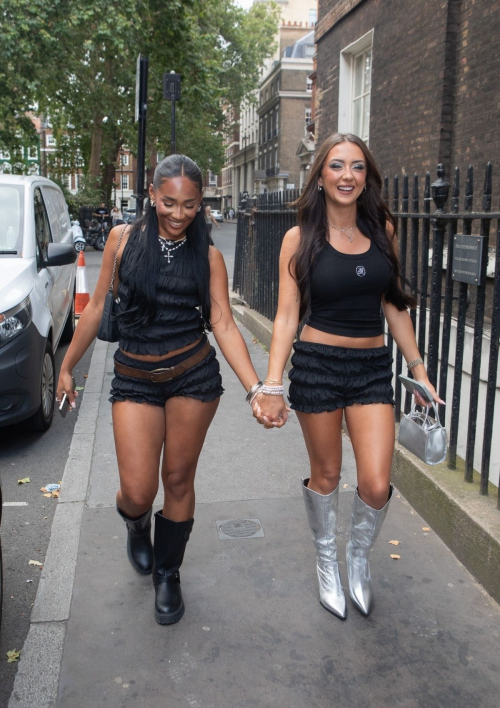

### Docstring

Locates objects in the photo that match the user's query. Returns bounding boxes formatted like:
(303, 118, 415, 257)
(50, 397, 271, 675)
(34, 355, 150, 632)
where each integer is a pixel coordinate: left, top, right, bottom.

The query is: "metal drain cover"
(216, 519, 264, 540)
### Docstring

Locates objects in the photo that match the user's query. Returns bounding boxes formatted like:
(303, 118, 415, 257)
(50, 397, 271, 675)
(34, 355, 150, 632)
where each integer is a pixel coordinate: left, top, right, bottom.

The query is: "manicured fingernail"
(71, 402, 76, 409)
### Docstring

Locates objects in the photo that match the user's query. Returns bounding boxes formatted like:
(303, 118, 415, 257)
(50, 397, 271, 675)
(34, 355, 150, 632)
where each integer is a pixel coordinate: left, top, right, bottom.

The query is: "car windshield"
(0, 185, 24, 256)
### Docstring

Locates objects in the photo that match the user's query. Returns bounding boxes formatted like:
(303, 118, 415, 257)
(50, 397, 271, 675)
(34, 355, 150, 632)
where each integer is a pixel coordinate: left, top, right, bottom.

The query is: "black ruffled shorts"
(288, 341, 394, 414)
(109, 336, 224, 407)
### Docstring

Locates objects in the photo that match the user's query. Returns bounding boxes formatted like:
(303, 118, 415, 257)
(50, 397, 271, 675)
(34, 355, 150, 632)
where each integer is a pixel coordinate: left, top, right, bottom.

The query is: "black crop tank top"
(117, 237, 205, 355)
(306, 239, 392, 337)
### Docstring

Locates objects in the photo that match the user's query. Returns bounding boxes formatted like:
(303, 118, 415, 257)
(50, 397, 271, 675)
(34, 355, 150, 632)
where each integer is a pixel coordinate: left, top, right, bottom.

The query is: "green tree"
(0, 0, 279, 188)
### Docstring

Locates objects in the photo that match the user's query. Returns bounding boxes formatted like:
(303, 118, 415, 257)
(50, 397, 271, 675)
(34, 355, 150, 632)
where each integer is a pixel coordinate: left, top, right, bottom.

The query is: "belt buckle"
(150, 367, 174, 383)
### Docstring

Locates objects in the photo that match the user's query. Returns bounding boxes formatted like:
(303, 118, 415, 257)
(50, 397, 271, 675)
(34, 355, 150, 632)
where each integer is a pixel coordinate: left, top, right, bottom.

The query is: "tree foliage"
(0, 0, 279, 186)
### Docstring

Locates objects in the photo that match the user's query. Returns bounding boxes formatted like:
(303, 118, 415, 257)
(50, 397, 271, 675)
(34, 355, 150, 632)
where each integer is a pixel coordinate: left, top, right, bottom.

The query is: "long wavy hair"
(118, 154, 212, 330)
(291, 133, 415, 322)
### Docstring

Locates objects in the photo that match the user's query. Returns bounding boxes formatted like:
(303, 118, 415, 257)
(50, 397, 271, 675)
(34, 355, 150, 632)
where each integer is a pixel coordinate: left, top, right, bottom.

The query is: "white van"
(0, 175, 77, 430)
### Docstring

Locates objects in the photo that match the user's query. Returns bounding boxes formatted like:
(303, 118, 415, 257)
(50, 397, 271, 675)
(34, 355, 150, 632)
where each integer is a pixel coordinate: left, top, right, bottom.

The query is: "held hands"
(252, 392, 290, 429)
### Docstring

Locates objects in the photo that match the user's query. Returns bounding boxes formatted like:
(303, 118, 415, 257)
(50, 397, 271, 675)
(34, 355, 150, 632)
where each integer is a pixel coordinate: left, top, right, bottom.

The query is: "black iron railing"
(233, 166, 500, 506)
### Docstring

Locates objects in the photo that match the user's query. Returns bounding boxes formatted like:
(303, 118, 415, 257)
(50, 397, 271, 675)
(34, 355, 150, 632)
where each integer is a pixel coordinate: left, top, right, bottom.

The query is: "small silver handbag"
(398, 400, 447, 465)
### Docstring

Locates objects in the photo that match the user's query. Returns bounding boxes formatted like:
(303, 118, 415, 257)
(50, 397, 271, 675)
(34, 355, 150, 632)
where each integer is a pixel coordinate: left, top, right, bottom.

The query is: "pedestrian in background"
(253, 133, 444, 619)
(205, 205, 220, 239)
(111, 205, 122, 226)
(57, 155, 262, 625)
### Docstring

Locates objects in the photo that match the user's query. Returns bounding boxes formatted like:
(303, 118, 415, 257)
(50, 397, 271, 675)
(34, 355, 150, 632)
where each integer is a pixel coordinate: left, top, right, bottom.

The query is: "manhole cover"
(216, 519, 264, 540)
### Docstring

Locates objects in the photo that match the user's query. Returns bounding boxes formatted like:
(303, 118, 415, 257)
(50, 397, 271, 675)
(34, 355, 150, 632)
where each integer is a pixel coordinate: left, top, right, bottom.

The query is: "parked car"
(0, 175, 77, 430)
(211, 209, 223, 223)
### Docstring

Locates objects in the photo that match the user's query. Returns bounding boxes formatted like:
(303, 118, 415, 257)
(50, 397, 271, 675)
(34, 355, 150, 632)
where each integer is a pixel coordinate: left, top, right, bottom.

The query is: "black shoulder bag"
(97, 224, 127, 342)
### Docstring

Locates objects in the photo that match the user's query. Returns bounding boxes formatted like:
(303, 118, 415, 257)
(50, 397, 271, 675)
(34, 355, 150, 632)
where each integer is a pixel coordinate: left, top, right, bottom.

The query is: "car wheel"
(60, 288, 75, 344)
(27, 341, 55, 432)
(74, 241, 86, 252)
(95, 235, 105, 251)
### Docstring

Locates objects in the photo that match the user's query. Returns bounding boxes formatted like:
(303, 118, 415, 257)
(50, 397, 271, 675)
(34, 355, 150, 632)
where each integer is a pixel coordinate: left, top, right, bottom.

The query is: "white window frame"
(306, 77, 313, 93)
(120, 153, 130, 166)
(338, 30, 374, 144)
(305, 108, 312, 128)
(208, 170, 217, 187)
(121, 174, 129, 191)
(46, 134, 56, 146)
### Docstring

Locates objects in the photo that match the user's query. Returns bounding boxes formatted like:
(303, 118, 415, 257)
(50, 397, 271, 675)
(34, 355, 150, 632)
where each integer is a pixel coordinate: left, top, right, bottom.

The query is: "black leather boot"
(153, 512, 194, 625)
(116, 506, 153, 575)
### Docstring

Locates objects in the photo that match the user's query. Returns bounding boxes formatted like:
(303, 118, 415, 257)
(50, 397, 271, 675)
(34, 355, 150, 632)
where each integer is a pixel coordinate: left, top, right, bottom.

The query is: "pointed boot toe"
(320, 588, 347, 619)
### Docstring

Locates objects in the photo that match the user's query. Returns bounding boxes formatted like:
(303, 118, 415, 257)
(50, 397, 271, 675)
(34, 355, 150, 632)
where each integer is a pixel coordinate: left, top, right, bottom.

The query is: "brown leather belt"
(114, 341, 211, 383)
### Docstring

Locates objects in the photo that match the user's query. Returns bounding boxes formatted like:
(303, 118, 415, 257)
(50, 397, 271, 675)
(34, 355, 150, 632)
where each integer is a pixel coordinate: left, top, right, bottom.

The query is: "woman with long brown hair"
(253, 134, 444, 619)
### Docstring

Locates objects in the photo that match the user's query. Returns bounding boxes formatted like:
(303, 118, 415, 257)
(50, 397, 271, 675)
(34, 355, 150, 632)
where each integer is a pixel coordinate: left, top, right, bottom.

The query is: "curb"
(230, 294, 500, 604)
(8, 339, 109, 708)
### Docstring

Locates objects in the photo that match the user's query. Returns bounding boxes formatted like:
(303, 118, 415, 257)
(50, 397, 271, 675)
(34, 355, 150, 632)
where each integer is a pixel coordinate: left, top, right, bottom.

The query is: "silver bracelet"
(407, 357, 424, 370)
(261, 385, 284, 396)
(249, 389, 262, 406)
(246, 381, 263, 403)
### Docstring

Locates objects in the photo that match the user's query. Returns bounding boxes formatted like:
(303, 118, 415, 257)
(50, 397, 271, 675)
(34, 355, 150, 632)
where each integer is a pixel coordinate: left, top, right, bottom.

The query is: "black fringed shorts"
(288, 341, 394, 414)
(109, 336, 224, 407)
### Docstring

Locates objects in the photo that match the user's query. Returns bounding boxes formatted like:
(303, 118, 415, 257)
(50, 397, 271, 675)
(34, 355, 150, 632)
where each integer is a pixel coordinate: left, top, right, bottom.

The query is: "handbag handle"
(410, 399, 442, 430)
(109, 224, 127, 294)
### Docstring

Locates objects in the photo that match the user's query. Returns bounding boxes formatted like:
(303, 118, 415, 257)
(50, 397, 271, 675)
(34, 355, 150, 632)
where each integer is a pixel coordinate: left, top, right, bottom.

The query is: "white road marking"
(3, 501, 29, 506)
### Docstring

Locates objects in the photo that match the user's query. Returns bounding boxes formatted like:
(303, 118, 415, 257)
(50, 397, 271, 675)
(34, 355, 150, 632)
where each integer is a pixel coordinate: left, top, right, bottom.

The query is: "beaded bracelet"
(261, 385, 284, 396)
(407, 357, 424, 370)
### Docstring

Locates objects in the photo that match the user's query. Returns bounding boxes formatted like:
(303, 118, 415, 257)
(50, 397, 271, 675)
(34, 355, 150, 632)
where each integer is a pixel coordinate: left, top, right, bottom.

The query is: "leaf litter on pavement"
(17, 477, 30, 484)
(7, 649, 21, 663)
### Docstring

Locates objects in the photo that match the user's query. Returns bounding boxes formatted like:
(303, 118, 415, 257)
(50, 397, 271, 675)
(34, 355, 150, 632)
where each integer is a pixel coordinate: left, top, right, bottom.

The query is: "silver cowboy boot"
(302, 478, 347, 620)
(346, 485, 393, 616)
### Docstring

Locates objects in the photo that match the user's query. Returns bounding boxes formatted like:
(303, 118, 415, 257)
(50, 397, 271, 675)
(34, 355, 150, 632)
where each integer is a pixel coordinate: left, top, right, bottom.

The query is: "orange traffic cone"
(75, 251, 90, 317)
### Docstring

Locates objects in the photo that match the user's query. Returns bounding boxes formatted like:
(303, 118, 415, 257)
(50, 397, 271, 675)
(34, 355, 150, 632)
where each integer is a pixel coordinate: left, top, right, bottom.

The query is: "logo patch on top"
(356, 265, 366, 277)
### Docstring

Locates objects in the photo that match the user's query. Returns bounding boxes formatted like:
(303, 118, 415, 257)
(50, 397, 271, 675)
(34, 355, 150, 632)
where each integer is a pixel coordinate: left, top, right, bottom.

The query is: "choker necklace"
(158, 235, 187, 263)
(328, 222, 356, 243)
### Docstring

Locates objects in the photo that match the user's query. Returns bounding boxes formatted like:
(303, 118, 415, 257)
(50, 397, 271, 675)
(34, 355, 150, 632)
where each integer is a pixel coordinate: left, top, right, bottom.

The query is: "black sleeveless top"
(117, 237, 205, 355)
(306, 239, 392, 337)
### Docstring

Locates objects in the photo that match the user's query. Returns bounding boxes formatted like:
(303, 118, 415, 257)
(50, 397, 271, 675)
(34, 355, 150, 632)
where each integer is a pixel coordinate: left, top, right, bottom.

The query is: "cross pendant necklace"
(158, 235, 187, 263)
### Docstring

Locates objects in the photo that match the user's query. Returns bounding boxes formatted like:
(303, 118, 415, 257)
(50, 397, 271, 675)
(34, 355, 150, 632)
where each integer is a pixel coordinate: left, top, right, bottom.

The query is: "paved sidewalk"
(8, 326, 500, 708)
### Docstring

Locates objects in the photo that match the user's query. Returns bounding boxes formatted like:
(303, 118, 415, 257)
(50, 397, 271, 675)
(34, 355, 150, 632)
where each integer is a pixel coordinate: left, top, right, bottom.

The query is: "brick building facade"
(315, 0, 500, 200)
(256, 29, 315, 193)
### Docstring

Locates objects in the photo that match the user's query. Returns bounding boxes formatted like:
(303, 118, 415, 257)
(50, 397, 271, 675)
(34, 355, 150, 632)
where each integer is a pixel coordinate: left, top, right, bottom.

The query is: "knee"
(164, 469, 193, 501)
(118, 486, 156, 513)
(358, 481, 391, 510)
(309, 465, 342, 495)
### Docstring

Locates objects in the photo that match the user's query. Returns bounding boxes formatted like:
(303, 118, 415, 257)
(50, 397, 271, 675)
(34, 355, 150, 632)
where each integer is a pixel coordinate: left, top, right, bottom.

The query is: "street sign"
(452, 234, 483, 285)
(163, 72, 181, 101)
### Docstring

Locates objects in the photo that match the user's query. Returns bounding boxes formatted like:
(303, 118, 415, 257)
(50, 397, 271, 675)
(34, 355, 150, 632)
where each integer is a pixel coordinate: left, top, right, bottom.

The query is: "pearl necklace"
(328, 222, 356, 243)
(158, 235, 187, 263)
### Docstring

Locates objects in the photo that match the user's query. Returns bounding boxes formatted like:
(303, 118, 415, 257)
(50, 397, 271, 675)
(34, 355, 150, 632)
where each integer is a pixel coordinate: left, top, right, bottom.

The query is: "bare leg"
(161, 396, 220, 521)
(344, 403, 394, 508)
(296, 409, 344, 492)
(112, 400, 166, 517)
